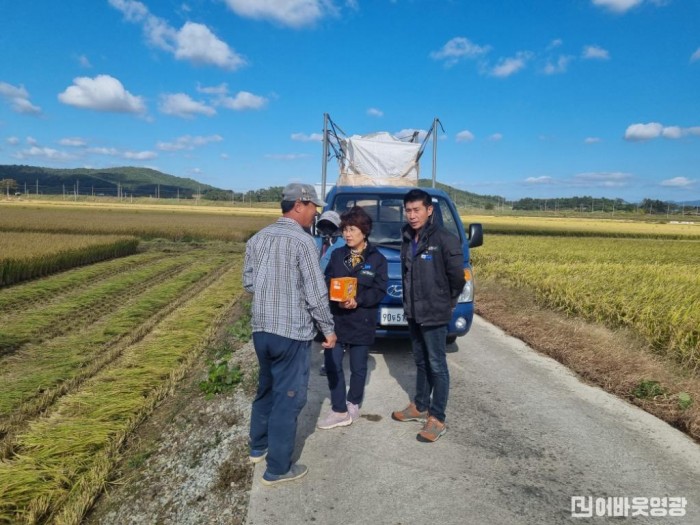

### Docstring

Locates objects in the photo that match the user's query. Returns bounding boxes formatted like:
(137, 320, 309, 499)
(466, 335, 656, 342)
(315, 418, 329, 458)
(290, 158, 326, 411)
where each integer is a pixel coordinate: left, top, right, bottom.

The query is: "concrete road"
(246, 316, 700, 524)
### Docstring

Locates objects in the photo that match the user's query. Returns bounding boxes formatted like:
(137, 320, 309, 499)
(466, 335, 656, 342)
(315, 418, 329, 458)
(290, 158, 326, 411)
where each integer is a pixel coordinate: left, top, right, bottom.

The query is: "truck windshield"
(332, 193, 461, 246)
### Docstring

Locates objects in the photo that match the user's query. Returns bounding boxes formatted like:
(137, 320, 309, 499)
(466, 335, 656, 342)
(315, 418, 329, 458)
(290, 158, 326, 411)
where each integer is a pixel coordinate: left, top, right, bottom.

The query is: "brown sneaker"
(417, 416, 446, 442)
(391, 403, 428, 422)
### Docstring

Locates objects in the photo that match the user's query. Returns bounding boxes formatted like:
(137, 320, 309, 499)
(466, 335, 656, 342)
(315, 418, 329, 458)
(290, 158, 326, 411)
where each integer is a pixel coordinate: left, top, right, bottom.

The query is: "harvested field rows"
(0, 242, 245, 524)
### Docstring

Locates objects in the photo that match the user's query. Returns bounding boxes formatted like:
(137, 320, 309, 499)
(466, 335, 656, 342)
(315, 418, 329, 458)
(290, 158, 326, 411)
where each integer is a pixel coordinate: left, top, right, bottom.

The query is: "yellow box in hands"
(329, 277, 357, 302)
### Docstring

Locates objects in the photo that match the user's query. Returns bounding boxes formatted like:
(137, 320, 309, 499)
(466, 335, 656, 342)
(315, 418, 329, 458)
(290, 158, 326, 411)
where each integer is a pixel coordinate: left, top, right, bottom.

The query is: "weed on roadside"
(228, 300, 252, 343)
(633, 379, 667, 400)
(199, 358, 242, 399)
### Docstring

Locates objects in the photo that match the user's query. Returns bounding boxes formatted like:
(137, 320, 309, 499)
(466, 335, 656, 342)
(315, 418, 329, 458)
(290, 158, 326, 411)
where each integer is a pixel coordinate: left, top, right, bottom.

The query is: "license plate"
(380, 307, 407, 326)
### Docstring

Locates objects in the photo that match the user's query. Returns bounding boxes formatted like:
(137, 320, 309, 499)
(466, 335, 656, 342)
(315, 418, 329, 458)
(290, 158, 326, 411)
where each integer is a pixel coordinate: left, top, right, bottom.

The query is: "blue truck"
(316, 114, 483, 343)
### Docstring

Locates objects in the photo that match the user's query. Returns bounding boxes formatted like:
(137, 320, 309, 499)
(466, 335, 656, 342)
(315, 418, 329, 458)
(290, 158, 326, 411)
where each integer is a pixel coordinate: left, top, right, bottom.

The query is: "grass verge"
(475, 278, 700, 443)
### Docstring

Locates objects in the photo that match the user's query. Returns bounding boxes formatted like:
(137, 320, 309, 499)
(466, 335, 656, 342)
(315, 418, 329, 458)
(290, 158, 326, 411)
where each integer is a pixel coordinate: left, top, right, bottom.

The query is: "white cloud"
(625, 122, 700, 141)
(88, 147, 120, 156)
(661, 177, 695, 188)
(591, 0, 643, 13)
(156, 134, 223, 151)
(86, 145, 157, 160)
(572, 171, 632, 187)
(175, 22, 246, 70)
(26, 136, 38, 145)
(543, 55, 574, 75)
(110, 0, 245, 70)
(78, 54, 92, 68)
(197, 83, 229, 95)
(265, 153, 310, 160)
(109, 0, 149, 22)
(158, 93, 216, 118)
(691, 48, 700, 63)
(13, 146, 76, 161)
(58, 75, 146, 114)
(584, 137, 601, 144)
(123, 150, 157, 160)
(455, 130, 475, 142)
(489, 52, 531, 77)
(396, 128, 428, 142)
(0, 81, 42, 115)
(218, 91, 268, 110)
(430, 37, 490, 67)
(547, 39, 563, 50)
(59, 137, 87, 147)
(661, 126, 683, 139)
(582, 45, 610, 60)
(291, 132, 323, 142)
(624, 122, 663, 141)
(222, 0, 338, 28)
(367, 108, 383, 117)
(488, 133, 503, 141)
(525, 176, 555, 185)
(6, 136, 20, 145)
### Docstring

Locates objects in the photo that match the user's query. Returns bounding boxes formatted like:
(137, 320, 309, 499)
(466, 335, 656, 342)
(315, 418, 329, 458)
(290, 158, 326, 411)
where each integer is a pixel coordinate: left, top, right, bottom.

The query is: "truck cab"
(318, 185, 483, 343)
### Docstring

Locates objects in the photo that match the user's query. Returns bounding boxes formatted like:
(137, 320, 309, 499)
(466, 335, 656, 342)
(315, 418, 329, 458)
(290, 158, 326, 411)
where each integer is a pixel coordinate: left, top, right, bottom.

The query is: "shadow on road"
(294, 341, 378, 460)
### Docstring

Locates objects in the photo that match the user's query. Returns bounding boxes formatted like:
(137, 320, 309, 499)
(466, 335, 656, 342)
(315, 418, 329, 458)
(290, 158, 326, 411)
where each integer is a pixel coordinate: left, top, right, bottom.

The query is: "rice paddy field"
(471, 235, 700, 370)
(462, 213, 700, 239)
(0, 232, 138, 286)
(0, 201, 276, 241)
(0, 199, 698, 523)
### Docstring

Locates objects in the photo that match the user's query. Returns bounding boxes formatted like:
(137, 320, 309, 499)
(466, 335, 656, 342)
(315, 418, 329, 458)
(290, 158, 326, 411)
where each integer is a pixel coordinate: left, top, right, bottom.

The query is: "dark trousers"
(249, 332, 310, 475)
(408, 320, 449, 422)
(324, 343, 370, 412)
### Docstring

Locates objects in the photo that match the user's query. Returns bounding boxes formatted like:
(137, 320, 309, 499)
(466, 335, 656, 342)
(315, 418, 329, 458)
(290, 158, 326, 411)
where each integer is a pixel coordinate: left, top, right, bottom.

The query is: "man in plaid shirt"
(243, 182, 336, 486)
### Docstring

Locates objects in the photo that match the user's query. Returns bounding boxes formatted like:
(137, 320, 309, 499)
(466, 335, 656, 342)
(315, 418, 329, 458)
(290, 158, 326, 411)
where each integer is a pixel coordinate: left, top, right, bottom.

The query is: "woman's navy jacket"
(324, 242, 388, 345)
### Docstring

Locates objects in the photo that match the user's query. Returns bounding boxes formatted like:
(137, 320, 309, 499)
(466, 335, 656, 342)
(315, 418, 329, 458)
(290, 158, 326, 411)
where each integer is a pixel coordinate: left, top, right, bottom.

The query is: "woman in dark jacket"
(317, 206, 388, 430)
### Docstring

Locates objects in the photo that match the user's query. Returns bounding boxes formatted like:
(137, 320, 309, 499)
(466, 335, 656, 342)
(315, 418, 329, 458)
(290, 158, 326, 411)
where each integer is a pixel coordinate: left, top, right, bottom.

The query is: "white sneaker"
(346, 402, 359, 421)
(317, 410, 352, 430)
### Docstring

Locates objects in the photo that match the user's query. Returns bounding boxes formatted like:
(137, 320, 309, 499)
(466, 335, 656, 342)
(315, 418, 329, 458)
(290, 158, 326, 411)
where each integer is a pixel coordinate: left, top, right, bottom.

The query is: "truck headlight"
(457, 268, 474, 303)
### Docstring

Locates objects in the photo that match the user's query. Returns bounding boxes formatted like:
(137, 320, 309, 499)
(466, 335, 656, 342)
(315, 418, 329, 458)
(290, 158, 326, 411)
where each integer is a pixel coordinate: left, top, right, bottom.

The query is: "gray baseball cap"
(318, 210, 340, 228)
(282, 182, 326, 206)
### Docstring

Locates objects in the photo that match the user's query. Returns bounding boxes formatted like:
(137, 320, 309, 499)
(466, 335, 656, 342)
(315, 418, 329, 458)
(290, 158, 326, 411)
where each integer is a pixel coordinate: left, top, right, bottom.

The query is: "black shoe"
(319, 365, 327, 376)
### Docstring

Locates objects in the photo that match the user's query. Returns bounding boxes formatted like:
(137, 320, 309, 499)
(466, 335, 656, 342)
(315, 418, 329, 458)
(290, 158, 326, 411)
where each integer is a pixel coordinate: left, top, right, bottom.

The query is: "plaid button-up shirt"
(243, 217, 334, 341)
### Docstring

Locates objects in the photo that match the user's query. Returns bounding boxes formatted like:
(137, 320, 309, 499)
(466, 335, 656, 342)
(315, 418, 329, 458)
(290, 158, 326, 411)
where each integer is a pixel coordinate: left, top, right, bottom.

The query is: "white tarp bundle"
(338, 132, 420, 187)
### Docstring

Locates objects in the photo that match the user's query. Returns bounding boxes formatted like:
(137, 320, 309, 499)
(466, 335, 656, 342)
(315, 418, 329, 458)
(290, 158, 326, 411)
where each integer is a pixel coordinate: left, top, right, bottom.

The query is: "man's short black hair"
(281, 200, 295, 213)
(403, 188, 432, 208)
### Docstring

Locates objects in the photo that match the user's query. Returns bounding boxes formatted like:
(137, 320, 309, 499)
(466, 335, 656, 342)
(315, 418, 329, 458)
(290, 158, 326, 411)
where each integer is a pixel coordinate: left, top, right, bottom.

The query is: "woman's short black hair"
(340, 206, 372, 237)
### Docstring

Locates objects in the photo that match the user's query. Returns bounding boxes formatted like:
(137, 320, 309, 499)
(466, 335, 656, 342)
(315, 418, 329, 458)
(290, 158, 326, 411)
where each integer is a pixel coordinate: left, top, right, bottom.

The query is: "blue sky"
(1, 0, 698, 203)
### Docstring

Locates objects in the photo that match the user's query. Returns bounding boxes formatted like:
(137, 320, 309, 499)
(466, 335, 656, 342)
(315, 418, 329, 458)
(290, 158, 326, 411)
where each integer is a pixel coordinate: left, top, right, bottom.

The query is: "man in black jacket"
(391, 189, 466, 442)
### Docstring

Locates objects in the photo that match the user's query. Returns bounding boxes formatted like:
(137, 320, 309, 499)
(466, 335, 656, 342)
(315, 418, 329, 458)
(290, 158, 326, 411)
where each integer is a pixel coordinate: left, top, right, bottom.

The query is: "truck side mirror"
(468, 223, 483, 248)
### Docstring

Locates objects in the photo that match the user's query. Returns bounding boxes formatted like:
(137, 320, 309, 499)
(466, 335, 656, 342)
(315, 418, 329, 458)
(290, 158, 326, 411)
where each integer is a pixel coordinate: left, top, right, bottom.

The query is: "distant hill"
(418, 179, 504, 208)
(0, 165, 217, 198)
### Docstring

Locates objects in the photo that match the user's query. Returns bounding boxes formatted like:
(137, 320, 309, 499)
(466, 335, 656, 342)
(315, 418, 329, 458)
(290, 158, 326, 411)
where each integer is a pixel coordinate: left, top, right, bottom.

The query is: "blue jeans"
(249, 332, 310, 475)
(408, 320, 449, 423)
(324, 343, 370, 412)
